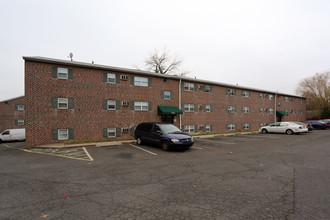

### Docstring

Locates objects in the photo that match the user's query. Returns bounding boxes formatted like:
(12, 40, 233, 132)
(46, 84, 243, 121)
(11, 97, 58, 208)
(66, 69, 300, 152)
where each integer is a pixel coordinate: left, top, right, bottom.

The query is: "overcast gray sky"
(1, 0, 330, 101)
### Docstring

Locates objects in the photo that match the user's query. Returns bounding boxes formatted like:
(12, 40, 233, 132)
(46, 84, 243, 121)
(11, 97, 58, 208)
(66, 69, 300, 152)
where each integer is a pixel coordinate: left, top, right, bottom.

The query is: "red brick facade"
(24, 57, 306, 148)
(0, 96, 25, 132)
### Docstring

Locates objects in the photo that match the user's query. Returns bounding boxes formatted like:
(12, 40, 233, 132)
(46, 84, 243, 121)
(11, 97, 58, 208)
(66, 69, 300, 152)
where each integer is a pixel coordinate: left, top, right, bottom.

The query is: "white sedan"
(259, 122, 308, 135)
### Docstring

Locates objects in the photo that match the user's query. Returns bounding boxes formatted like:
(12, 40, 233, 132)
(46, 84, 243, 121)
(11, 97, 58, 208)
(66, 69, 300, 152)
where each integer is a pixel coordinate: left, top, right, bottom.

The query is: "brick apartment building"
(0, 96, 25, 132)
(24, 56, 306, 148)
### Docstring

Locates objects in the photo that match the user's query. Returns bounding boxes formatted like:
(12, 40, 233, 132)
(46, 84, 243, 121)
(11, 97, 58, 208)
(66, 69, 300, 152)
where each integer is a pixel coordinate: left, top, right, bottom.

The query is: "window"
(300, 110, 304, 115)
(122, 128, 129, 133)
(184, 104, 195, 112)
(242, 91, 250, 97)
(300, 99, 304, 104)
(259, 93, 264, 99)
(285, 109, 289, 114)
(291, 97, 295, 102)
(164, 91, 171, 100)
(134, 102, 149, 111)
(227, 106, 236, 113)
(278, 102, 281, 107)
(291, 109, 296, 114)
(17, 120, 24, 125)
(226, 88, 236, 96)
(107, 128, 116, 138)
(269, 108, 274, 114)
(134, 77, 148, 87)
(242, 123, 250, 130)
(205, 105, 211, 112)
(269, 94, 274, 100)
(107, 100, 116, 110)
(204, 85, 211, 93)
(184, 83, 194, 91)
(184, 125, 195, 133)
(107, 73, 116, 83)
(205, 124, 211, 132)
(58, 129, 69, 140)
(242, 106, 250, 113)
(259, 108, 265, 113)
(226, 124, 236, 131)
(284, 97, 289, 102)
(57, 68, 68, 79)
(58, 98, 68, 109)
(17, 105, 24, 111)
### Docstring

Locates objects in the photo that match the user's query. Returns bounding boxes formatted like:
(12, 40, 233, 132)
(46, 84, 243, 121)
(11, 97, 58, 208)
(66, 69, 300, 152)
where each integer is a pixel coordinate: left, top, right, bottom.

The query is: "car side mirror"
(156, 130, 162, 134)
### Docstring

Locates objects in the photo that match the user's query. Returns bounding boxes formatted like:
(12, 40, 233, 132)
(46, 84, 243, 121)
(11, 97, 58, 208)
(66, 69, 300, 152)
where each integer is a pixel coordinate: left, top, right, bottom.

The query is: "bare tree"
(144, 48, 187, 76)
(296, 72, 330, 118)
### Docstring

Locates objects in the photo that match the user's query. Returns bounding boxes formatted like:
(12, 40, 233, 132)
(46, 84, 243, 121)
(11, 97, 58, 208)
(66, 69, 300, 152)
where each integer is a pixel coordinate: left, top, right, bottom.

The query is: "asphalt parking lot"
(1, 130, 329, 220)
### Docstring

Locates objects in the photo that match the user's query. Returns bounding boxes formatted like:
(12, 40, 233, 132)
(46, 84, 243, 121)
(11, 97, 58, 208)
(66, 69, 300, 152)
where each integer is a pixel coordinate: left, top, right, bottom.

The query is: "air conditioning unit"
(122, 128, 129, 133)
(122, 101, 129, 106)
(120, 75, 128, 80)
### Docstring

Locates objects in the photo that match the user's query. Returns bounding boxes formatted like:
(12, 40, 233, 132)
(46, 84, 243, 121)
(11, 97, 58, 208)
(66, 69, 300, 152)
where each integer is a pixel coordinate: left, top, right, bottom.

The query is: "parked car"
(0, 129, 25, 142)
(294, 122, 313, 131)
(134, 122, 194, 151)
(305, 120, 327, 130)
(319, 119, 330, 128)
(259, 122, 308, 134)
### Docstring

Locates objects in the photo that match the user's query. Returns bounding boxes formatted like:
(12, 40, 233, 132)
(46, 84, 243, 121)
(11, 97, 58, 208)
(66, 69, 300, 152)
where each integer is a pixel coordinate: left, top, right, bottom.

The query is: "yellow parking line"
(24, 148, 93, 161)
(83, 147, 94, 161)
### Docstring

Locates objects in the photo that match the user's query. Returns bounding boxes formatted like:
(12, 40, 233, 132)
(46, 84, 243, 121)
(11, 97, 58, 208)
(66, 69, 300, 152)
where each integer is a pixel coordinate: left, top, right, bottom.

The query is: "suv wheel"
(261, 129, 268, 134)
(136, 137, 143, 145)
(161, 141, 170, 151)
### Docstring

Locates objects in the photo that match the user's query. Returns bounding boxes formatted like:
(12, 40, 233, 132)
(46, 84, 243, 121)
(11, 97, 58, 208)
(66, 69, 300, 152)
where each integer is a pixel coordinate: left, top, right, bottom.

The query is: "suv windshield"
(158, 124, 182, 134)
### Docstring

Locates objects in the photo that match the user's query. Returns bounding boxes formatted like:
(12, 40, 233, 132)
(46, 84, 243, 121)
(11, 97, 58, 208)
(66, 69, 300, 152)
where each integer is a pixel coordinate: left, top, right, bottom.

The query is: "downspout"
(179, 78, 182, 129)
(274, 91, 277, 123)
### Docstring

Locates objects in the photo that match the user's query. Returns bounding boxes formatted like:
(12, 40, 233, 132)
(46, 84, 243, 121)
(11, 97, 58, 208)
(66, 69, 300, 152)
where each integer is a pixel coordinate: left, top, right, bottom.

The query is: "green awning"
(158, 106, 183, 115)
(276, 111, 288, 116)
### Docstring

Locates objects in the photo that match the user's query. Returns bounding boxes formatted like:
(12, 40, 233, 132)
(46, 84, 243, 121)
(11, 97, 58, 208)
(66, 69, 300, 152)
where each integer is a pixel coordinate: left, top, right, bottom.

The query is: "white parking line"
(191, 146, 203, 150)
(129, 144, 157, 156)
(197, 139, 236, 145)
(2, 144, 25, 150)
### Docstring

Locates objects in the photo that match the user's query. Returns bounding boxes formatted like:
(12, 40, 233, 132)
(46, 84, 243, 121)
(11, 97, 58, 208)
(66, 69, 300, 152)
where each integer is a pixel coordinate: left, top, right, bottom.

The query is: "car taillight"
(299, 126, 302, 129)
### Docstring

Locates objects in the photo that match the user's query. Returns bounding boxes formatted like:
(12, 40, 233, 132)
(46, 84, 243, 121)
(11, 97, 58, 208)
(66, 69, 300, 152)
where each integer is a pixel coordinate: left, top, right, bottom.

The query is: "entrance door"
(161, 115, 174, 123)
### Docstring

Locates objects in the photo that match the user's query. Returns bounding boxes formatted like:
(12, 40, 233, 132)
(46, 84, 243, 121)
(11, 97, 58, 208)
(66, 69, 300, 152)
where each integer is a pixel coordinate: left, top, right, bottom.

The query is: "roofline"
(0, 95, 24, 103)
(23, 56, 305, 99)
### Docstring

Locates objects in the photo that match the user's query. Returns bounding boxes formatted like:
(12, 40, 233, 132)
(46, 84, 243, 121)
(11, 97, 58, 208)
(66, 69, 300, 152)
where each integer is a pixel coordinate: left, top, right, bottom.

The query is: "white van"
(0, 129, 25, 142)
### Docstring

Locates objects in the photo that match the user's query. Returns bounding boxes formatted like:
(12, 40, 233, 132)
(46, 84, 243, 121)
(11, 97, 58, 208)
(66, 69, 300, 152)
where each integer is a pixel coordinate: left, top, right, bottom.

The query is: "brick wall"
(0, 96, 25, 132)
(24, 58, 307, 148)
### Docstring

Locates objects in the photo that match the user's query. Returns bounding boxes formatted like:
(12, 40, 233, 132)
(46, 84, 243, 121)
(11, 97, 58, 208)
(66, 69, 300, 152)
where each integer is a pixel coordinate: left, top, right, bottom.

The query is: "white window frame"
(242, 91, 250, 97)
(278, 102, 281, 107)
(242, 106, 250, 113)
(58, 98, 68, 109)
(184, 104, 195, 112)
(300, 99, 304, 104)
(184, 125, 195, 133)
(259, 93, 264, 99)
(204, 85, 211, 93)
(164, 91, 171, 100)
(291, 109, 296, 115)
(227, 88, 235, 96)
(107, 73, 116, 83)
(284, 97, 289, 102)
(205, 105, 211, 112)
(58, 129, 69, 140)
(300, 110, 304, 115)
(134, 102, 148, 111)
(107, 128, 116, 138)
(107, 100, 116, 110)
(268, 94, 274, 100)
(17, 104, 24, 111)
(269, 108, 274, 114)
(242, 123, 250, 130)
(285, 109, 289, 114)
(57, 68, 68, 79)
(17, 119, 24, 125)
(227, 124, 236, 131)
(259, 108, 265, 113)
(134, 77, 148, 87)
(205, 124, 211, 132)
(227, 106, 236, 113)
(184, 83, 194, 91)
